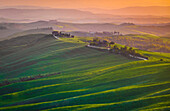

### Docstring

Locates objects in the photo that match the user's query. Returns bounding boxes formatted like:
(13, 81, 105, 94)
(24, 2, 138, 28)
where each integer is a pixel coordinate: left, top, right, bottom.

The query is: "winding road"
(53, 34, 60, 40)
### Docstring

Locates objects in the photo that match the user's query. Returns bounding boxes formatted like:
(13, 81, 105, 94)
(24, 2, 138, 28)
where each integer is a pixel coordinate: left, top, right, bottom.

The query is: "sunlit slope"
(0, 35, 169, 111)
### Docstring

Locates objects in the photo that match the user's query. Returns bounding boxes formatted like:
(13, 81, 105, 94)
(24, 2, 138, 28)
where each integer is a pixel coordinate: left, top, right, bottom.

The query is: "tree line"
(89, 37, 148, 60)
(110, 45, 148, 60)
(0, 73, 61, 87)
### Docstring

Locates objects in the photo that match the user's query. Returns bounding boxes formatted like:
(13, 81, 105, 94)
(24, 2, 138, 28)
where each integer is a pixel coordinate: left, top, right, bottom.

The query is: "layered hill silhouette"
(0, 8, 97, 20)
(0, 6, 170, 23)
(81, 6, 170, 15)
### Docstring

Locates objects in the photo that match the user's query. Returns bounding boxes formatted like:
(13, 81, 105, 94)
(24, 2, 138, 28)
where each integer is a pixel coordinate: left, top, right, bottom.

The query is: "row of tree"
(89, 37, 148, 60)
(110, 45, 148, 59)
(0, 73, 61, 87)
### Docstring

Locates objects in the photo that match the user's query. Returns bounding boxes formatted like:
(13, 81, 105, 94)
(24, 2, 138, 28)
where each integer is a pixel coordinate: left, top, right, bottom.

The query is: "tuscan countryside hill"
(0, 1, 170, 110)
(0, 21, 170, 53)
(0, 34, 170, 111)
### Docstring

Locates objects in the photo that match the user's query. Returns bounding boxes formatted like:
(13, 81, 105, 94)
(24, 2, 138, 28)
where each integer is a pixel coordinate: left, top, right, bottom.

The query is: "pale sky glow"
(0, 0, 170, 9)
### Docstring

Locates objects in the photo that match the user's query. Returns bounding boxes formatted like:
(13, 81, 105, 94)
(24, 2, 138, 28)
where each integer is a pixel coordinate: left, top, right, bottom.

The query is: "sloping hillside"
(0, 34, 169, 111)
(3, 28, 53, 41)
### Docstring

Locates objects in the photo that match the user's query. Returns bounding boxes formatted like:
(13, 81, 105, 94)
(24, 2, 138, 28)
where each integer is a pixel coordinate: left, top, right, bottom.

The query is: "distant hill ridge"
(80, 6, 170, 15)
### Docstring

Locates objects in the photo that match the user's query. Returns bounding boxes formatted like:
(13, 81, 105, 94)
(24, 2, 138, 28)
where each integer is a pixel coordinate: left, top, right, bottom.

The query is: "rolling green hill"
(0, 34, 169, 111)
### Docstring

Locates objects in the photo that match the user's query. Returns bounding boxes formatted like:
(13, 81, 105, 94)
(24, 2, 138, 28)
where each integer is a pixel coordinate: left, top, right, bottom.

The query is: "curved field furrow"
(0, 36, 169, 111)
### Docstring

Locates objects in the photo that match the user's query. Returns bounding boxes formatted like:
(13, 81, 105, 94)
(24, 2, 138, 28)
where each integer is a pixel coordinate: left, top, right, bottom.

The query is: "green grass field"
(0, 35, 170, 111)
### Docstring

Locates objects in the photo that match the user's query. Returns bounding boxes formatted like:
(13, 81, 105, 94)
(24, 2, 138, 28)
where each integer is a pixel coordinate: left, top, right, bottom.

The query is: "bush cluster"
(52, 31, 74, 38)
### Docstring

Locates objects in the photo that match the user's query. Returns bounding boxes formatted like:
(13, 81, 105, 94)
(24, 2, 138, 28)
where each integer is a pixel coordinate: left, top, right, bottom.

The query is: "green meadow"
(0, 34, 170, 111)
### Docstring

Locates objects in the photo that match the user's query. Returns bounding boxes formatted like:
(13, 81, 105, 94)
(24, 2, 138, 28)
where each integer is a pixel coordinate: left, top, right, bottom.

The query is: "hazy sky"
(0, 0, 170, 9)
